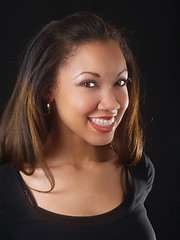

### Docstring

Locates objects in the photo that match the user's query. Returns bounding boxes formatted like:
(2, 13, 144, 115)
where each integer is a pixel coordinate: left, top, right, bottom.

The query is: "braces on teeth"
(90, 118, 114, 127)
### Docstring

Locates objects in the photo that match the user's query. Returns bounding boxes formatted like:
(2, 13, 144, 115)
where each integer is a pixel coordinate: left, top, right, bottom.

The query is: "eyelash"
(79, 79, 130, 88)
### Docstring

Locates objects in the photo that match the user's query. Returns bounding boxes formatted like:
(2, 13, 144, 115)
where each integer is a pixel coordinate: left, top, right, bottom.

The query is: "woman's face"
(50, 40, 129, 146)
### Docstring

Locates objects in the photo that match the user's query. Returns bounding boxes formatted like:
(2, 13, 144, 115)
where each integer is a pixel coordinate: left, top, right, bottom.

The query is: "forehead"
(59, 40, 127, 77)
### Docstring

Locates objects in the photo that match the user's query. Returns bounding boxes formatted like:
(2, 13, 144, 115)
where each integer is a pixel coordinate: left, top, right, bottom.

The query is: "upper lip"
(88, 115, 117, 120)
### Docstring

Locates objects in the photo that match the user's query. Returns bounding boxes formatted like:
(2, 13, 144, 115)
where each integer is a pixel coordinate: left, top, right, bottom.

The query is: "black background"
(1, 0, 179, 239)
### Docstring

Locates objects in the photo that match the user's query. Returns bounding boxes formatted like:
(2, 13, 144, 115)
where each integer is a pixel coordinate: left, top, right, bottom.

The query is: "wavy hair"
(0, 12, 144, 191)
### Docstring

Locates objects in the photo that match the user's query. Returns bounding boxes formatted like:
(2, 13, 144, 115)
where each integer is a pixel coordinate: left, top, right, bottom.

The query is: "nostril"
(98, 99, 120, 112)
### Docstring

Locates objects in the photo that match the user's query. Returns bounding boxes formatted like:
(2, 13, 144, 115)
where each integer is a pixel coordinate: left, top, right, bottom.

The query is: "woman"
(0, 12, 156, 239)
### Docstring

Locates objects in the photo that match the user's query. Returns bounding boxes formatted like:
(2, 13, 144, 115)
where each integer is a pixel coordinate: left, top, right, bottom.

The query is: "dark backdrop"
(1, 1, 179, 239)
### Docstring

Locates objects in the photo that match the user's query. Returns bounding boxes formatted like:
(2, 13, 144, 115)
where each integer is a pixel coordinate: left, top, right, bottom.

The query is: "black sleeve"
(0, 197, 11, 239)
(0, 163, 12, 239)
(129, 152, 155, 203)
(143, 152, 155, 194)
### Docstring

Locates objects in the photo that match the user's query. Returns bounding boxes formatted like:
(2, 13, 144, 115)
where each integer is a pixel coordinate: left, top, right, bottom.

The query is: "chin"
(87, 134, 114, 147)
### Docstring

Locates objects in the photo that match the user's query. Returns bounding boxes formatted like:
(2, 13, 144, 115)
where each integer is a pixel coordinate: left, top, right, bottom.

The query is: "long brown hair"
(0, 12, 144, 191)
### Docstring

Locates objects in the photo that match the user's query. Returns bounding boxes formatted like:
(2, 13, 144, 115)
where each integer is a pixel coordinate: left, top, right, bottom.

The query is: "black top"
(0, 153, 156, 240)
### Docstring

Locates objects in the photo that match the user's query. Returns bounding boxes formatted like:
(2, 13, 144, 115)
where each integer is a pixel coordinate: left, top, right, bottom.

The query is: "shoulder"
(0, 162, 15, 180)
(129, 152, 155, 182)
(0, 162, 18, 197)
(128, 152, 155, 200)
(0, 162, 21, 214)
(141, 152, 155, 188)
(0, 163, 16, 237)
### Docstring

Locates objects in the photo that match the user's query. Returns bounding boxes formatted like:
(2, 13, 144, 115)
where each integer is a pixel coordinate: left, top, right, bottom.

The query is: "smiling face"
(49, 40, 129, 147)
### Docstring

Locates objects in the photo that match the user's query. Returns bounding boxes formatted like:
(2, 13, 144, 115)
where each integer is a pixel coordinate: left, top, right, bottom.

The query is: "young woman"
(0, 12, 156, 239)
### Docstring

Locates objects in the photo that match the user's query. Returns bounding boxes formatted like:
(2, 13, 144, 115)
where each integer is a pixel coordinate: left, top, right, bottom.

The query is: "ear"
(42, 86, 54, 102)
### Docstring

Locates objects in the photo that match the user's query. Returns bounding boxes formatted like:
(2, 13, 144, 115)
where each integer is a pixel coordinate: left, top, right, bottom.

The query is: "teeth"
(89, 117, 114, 127)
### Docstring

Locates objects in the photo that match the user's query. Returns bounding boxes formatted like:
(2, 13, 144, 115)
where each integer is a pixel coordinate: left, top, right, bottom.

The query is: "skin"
(44, 40, 129, 168)
(20, 40, 131, 216)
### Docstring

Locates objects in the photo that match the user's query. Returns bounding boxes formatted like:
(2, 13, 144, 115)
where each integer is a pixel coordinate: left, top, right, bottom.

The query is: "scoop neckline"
(15, 165, 136, 226)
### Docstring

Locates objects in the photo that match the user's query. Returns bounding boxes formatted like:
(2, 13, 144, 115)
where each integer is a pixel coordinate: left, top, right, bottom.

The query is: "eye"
(115, 78, 129, 87)
(80, 80, 96, 88)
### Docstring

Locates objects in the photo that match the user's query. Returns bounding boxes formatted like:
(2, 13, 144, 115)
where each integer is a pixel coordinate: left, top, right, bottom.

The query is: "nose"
(98, 90, 120, 112)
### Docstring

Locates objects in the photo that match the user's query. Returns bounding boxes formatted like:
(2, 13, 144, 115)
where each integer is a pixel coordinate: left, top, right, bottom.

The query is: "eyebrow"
(74, 69, 128, 79)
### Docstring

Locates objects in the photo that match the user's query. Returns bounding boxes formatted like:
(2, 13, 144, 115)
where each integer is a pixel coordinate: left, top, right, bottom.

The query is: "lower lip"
(88, 119, 115, 133)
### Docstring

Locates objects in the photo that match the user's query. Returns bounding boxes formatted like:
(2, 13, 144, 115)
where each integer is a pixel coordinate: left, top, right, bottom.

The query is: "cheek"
(54, 88, 97, 121)
(116, 88, 129, 122)
(119, 88, 129, 110)
(123, 89, 129, 110)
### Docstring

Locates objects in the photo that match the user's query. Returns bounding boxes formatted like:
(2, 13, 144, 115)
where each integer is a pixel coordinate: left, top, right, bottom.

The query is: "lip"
(88, 118, 115, 133)
(88, 116, 116, 120)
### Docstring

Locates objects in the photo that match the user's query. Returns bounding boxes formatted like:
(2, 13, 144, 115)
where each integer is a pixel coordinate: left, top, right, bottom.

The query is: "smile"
(88, 117, 115, 127)
(88, 117, 115, 133)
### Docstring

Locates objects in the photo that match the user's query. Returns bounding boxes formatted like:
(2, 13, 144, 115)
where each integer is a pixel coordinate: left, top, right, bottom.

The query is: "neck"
(43, 124, 118, 169)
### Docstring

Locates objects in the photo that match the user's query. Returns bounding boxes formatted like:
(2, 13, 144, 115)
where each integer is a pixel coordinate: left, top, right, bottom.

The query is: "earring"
(47, 102, 51, 114)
